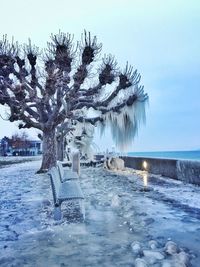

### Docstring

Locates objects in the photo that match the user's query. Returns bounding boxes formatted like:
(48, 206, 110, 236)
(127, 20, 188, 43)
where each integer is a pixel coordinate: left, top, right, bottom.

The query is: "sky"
(0, 0, 200, 152)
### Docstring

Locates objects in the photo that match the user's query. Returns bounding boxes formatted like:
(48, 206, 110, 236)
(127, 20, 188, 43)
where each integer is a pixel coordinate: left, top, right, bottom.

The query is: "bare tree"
(11, 131, 31, 153)
(0, 31, 148, 172)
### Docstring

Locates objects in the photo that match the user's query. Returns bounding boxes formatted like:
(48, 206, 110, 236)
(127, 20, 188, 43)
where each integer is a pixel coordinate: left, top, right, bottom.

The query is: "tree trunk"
(37, 128, 57, 173)
(57, 134, 65, 162)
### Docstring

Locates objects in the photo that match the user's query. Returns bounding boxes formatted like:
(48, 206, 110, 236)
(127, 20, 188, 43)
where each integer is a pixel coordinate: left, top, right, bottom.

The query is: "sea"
(127, 150, 200, 161)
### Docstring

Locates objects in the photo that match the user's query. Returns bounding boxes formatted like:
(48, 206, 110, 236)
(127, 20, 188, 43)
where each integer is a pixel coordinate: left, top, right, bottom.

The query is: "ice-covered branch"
(80, 30, 102, 65)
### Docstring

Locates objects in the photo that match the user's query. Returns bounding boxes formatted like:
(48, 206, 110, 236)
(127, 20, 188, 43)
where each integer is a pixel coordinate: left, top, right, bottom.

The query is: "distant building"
(11, 140, 42, 156)
(0, 137, 10, 156)
(0, 137, 42, 156)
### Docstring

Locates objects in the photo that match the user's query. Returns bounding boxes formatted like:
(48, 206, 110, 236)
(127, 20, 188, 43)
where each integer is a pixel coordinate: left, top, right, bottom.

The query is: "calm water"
(128, 150, 200, 161)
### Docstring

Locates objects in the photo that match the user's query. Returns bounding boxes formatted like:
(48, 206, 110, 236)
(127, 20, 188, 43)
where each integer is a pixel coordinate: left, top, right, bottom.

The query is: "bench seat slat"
(63, 170, 79, 181)
(58, 181, 84, 201)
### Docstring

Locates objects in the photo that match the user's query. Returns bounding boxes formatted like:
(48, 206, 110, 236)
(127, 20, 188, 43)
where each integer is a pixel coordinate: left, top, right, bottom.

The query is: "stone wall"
(176, 160, 200, 185)
(121, 156, 200, 186)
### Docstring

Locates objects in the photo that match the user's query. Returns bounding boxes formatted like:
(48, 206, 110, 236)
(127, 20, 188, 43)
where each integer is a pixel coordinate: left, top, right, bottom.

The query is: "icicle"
(61, 98, 68, 113)
(100, 96, 147, 151)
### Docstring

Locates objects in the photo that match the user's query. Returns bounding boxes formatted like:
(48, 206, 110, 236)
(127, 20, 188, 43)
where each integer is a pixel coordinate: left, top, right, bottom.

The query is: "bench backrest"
(57, 161, 65, 181)
(57, 161, 79, 181)
(48, 167, 61, 202)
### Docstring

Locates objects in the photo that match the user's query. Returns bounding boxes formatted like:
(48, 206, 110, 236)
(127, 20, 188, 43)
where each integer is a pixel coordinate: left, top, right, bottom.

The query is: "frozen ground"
(0, 159, 200, 266)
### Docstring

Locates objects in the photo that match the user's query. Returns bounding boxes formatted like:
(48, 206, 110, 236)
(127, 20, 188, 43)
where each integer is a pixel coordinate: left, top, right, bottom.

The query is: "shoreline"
(127, 150, 200, 161)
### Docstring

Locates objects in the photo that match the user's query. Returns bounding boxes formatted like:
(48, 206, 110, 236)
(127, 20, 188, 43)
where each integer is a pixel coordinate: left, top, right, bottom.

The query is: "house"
(0, 137, 42, 156)
(11, 140, 42, 156)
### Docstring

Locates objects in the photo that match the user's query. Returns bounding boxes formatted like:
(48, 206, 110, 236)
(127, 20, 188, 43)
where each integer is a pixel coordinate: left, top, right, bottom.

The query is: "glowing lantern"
(143, 161, 148, 170)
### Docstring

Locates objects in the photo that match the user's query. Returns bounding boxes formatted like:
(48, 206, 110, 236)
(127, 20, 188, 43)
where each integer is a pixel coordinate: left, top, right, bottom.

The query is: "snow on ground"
(0, 159, 200, 266)
(0, 156, 41, 166)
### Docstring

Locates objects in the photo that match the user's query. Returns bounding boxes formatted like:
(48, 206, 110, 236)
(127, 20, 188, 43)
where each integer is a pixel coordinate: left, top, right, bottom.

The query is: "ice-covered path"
(0, 160, 200, 266)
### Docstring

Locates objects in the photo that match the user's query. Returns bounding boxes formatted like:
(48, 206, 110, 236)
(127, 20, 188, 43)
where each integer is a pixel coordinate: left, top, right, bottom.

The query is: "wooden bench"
(57, 161, 79, 182)
(48, 166, 84, 220)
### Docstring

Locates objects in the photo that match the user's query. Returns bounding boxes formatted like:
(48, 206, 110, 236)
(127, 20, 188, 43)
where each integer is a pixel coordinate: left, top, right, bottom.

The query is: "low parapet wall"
(121, 156, 200, 186)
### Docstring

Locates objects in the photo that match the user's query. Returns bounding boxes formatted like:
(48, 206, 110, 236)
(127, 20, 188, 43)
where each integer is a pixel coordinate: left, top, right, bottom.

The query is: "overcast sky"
(0, 0, 200, 152)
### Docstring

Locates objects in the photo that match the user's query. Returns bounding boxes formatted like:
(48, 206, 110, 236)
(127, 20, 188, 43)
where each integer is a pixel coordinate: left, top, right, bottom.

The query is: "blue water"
(128, 150, 200, 161)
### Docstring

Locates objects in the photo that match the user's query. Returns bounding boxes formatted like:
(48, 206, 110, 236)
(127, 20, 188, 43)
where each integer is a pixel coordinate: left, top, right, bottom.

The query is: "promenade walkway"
(0, 159, 200, 266)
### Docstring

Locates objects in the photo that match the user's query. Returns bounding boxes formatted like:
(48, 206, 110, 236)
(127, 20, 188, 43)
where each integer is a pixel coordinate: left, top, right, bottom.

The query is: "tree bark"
(37, 128, 57, 173)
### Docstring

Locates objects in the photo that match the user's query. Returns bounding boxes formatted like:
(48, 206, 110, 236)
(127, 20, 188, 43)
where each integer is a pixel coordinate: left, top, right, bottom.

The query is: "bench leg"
(54, 204, 62, 220)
